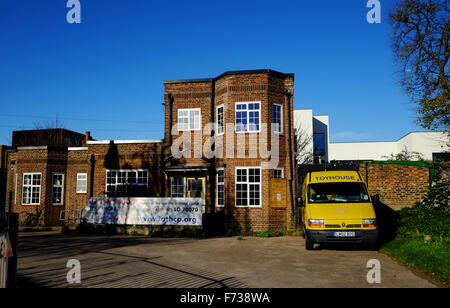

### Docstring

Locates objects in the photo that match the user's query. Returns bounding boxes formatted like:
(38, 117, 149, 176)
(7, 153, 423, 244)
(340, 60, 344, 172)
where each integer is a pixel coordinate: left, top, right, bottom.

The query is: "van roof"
(308, 170, 362, 184)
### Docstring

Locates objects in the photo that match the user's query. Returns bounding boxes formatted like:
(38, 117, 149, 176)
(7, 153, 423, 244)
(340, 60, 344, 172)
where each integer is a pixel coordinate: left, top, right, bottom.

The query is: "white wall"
(396, 132, 448, 160)
(329, 132, 448, 161)
(329, 141, 397, 161)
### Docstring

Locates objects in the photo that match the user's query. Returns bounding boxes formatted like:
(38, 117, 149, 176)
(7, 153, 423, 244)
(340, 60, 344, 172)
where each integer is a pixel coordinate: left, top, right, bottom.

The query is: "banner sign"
(85, 198, 202, 226)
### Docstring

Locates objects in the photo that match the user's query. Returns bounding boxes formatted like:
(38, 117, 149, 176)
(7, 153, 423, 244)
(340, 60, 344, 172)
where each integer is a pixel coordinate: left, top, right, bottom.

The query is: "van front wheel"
(305, 233, 314, 250)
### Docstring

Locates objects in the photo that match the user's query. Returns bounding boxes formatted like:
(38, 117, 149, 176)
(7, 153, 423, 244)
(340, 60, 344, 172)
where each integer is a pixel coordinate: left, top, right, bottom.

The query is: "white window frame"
(178, 108, 201, 131)
(170, 176, 186, 198)
(106, 169, 149, 196)
(235, 102, 261, 133)
(272, 103, 283, 134)
(76, 173, 88, 194)
(22, 173, 42, 205)
(216, 168, 225, 207)
(51, 173, 64, 205)
(216, 105, 224, 136)
(273, 168, 284, 179)
(235, 167, 262, 208)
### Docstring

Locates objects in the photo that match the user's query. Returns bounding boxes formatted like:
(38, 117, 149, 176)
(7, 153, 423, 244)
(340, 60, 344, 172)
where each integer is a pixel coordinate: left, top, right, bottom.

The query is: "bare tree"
(33, 115, 66, 130)
(390, 0, 449, 132)
(13, 115, 67, 147)
(294, 126, 313, 165)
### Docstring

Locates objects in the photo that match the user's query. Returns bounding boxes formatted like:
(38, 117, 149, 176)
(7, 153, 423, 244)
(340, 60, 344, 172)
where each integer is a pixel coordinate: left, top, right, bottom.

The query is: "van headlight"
(363, 219, 377, 228)
(308, 219, 324, 228)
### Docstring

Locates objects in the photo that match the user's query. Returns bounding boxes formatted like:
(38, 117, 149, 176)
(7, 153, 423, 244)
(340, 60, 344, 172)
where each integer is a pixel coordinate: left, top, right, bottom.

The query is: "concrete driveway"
(16, 232, 437, 288)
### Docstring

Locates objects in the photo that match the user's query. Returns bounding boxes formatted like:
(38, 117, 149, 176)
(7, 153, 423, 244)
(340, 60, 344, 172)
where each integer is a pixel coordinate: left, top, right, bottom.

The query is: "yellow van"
(300, 170, 378, 250)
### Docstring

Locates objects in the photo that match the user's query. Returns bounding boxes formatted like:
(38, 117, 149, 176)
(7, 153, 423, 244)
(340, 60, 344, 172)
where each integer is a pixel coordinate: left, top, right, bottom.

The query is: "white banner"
(85, 198, 202, 226)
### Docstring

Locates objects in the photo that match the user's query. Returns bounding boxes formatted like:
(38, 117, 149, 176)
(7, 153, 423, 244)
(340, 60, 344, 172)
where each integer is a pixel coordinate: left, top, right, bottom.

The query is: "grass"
(252, 229, 302, 238)
(380, 206, 450, 282)
(20, 226, 53, 232)
(381, 238, 450, 282)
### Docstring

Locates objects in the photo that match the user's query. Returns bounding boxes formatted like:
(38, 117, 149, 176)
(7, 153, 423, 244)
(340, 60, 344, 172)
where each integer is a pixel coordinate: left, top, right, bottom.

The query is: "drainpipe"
(89, 154, 96, 198)
(160, 93, 174, 196)
(285, 90, 296, 218)
(209, 80, 216, 214)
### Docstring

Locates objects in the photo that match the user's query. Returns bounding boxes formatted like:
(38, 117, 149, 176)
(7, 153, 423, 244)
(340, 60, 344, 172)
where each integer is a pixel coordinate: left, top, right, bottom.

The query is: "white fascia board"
(87, 139, 164, 145)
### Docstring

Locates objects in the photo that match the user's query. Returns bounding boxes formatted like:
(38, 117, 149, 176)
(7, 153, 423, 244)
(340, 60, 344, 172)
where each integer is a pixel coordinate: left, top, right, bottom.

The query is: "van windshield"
(308, 182, 370, 204)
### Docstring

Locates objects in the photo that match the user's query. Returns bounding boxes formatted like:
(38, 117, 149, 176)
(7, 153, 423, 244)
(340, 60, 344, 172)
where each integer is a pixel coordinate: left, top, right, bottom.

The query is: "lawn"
(380, 206, 450, 282)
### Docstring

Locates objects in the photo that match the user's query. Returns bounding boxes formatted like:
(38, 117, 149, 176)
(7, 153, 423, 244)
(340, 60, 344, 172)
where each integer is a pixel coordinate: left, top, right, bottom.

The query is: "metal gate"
(0, 212, 18, 288)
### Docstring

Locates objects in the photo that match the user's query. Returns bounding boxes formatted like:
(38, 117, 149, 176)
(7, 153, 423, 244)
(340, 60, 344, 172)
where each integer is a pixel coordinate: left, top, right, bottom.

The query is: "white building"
(293, 109, 329, 163)
(329, 131, 448, 161)
(293, 110, 448, 163)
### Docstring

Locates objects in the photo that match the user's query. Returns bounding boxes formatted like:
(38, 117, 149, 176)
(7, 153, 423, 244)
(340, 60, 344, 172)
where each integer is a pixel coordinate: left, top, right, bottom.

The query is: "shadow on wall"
(373, 200, 400, 245)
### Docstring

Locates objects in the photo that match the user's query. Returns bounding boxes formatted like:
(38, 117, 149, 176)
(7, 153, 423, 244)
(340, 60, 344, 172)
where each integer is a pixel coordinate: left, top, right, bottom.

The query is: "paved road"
(16, 232, 437, 288)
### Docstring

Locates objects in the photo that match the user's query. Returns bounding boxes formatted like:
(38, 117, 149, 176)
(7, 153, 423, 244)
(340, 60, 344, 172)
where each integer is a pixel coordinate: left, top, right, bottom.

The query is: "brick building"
(2, 69, 298, 232)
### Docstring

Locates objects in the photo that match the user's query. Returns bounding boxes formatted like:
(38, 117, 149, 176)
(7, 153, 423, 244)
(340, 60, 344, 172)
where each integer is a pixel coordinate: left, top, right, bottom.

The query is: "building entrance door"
(187, 177, 205, 213)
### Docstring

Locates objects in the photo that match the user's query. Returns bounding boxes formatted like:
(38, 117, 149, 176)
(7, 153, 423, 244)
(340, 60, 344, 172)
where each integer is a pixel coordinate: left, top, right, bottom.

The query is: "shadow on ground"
(16, 233, 246, 288)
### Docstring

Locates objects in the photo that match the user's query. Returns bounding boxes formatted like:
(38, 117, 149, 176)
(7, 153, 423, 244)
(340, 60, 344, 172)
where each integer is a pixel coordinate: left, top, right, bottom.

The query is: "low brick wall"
(359, 162, 430, 210)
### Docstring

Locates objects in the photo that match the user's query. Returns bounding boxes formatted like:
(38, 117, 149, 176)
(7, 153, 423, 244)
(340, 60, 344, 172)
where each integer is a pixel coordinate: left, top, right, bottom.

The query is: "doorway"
(187, 177, 205, 213)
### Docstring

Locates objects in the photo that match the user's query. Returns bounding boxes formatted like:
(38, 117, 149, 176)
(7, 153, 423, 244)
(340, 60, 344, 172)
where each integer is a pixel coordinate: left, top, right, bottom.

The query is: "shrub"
(395, 206, 450, 243)
(417, 160, 450, 211)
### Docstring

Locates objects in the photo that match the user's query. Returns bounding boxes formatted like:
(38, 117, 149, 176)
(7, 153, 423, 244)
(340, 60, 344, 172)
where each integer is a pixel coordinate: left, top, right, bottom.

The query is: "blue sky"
(0, 0, 423, 145)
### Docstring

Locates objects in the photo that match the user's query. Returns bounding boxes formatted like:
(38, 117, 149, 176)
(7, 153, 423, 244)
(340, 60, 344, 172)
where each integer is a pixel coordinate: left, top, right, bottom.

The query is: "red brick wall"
(6, 143, 163, 225)
(359, 162, 430, 210)
(165, 71, 296, 231)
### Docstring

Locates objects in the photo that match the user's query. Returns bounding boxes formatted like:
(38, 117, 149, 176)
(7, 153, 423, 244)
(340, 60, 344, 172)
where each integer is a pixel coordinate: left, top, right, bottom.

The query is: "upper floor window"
(235, 102, 260, 133)
(217, 105, 224, 135)
(178, 108, 201, 131)
(22, 173, 41, 205)
(272, 103, 283, 133)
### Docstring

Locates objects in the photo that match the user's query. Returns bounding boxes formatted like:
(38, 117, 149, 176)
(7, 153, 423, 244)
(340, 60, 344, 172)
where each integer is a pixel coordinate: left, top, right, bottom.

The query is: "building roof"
(163, 69, 295, 84)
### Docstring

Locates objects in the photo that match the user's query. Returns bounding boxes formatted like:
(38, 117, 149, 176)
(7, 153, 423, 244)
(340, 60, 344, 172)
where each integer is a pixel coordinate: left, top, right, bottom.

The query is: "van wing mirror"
(298, 197, 305, 207)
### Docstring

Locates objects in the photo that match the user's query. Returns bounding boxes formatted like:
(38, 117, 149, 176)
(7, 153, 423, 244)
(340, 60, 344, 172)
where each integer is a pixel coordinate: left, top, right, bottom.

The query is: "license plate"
(333, 232, 356, 237)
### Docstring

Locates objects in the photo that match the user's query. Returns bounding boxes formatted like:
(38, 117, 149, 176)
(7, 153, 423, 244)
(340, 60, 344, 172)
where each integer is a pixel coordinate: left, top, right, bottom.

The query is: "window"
(308, 182, 369, 204)
(235, 167, 261, 207)
(272, 103, 283, 133)
(52, 174, 64, 205)
(178, 108, 201, 131)
(76, 173, 87, 194)
(171, 176, 185, 198)
(106, 170, 148, 197)
(217, 169, 225, 207)
(273, 168, 284, 179)
(235, 102, 260, 132)
(217, 105, 224, 135)
(313, 133, 326, 157)
(22, 173, 41, 205)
